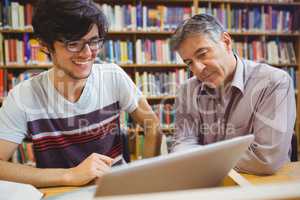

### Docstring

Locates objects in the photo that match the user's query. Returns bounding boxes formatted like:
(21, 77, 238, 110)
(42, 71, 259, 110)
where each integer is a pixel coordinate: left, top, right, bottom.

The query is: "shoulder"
(6, 70, 48, 107)
(245, 60, 292, 86)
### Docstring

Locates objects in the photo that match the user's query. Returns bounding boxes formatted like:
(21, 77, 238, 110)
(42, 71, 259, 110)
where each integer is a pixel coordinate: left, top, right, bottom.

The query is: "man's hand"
(64, 153, 113, 186)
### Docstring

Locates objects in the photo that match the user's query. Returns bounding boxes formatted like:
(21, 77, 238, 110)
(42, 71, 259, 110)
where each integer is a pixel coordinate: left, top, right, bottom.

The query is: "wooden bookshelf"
(1, 29, 300, 37)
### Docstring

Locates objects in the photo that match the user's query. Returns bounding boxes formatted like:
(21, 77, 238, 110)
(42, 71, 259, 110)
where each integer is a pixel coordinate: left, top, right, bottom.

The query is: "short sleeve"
(115, 66, 142, 113)
(0, 90, 27, 144)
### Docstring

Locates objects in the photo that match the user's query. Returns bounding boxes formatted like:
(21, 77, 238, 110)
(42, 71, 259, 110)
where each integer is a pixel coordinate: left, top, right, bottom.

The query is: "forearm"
(0, 160, 70, 187)
(235, 138, 291, 175)
(129, 97, 162, 158)
(143, 119, 161, 158)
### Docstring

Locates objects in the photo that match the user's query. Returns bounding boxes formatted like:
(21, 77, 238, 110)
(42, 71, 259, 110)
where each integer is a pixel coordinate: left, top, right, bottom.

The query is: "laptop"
(95, 135, 254, 197)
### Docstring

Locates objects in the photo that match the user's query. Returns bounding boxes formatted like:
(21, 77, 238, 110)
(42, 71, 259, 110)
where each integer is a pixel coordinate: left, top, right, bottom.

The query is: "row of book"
(100, 4, 299, 32)
(199, 5, 297, 32)
(1, 35, 296, 66)
(135, 70, 189, 97)
(135, 39, 183, 64)
(101, 39, 183, 65)
(233, 40, 296, 65)
(101, 40, 134, 64)
(0, 37, 183, 65)
(101, 4, 193, 31)
(0, 1, 33, 29)
(1, 1, 299, 33)
(0, 34, 51, 65)
(1, 64, 296, 100)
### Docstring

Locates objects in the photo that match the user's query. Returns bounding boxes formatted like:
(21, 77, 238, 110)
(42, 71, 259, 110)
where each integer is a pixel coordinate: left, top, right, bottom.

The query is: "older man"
(170, 14, 296, 175)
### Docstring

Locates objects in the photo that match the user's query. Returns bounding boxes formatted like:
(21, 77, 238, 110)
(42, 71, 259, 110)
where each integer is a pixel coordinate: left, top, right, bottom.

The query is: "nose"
(78, 43, 92, 57)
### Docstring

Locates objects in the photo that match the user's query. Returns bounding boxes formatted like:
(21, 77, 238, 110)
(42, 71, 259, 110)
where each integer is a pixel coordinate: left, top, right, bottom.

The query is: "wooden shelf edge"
(146, 96, 176, 100)
(127, 127, 175, 133)
(121, 64, 186, 68)
(0, 64, 53, 69)
(198, 0, 300, 6)
(0, 63, 296, 69)
(0, 64, 187, 69)
(1, 29, 299, 36)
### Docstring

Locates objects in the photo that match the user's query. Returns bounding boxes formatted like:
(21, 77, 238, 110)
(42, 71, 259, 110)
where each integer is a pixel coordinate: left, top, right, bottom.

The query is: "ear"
(221, 32, 233, 53)
(38, 40, 51, 55)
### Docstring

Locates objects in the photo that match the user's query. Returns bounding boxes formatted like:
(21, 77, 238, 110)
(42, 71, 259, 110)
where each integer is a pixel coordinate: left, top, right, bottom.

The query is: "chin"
(68, 68, 92, 80)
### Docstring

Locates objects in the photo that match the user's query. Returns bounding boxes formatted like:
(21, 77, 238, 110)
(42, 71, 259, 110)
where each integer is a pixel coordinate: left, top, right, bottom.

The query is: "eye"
(67, 41, 81, 49)
(196, 51, 207, 60)
(89, 38, 104, 48)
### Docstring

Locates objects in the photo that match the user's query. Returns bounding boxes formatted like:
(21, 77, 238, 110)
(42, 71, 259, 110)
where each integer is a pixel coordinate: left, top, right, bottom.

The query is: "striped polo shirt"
(0, 63, 142, 168)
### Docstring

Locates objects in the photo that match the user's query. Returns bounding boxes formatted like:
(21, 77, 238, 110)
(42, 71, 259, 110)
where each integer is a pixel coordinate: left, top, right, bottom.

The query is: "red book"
(0, 69, 3, 97)
(25, 4, 33, 26)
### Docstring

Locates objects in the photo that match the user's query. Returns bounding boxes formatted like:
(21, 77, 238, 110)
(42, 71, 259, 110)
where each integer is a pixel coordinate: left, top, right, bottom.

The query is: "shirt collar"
(231, 54, 245, 95)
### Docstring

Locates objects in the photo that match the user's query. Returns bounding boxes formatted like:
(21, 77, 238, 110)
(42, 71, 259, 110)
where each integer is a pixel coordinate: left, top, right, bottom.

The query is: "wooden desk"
(39, 186, 80, 198)
(241, 161, 300, 185)
(40, 161, 300, 199)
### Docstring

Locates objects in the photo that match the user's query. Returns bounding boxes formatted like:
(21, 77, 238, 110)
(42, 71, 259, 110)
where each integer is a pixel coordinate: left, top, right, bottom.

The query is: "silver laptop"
(95, 135, 254, 197)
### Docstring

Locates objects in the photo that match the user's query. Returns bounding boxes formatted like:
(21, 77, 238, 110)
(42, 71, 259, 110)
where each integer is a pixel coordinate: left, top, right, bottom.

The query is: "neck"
(223, 52, 237, 88)
(49, 68, 87, 103)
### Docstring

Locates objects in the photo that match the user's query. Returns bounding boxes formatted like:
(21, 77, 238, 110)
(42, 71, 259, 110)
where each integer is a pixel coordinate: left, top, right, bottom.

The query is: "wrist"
(61, 168, 74, 186)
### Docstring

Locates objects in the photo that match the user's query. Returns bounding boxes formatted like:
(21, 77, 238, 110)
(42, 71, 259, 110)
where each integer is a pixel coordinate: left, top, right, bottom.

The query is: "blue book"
(2, 0, 10, 28)
(108, 40, 114, 62)
(23, 33, 30, 64)
(114, 40, 120, 63)
(254, 8, 261, 30)
(136, 2, 142, 29)
(127, 41, 133, 64)
(151, 41, 156, 63)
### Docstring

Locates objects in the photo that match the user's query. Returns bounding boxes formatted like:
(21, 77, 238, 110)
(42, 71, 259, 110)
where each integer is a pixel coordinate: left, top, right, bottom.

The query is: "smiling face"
(177, 32, 236, 88)
(50, 24, 100, 81)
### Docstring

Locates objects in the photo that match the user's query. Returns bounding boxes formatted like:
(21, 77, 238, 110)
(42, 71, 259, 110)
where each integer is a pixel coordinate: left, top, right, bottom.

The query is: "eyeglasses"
(63, 37, 104, 53)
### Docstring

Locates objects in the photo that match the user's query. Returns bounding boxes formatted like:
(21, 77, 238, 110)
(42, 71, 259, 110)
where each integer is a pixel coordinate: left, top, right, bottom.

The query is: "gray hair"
(170, 14, 225, 51)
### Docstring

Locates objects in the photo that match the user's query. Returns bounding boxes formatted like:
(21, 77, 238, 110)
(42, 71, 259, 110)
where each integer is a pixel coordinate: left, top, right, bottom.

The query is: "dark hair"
(170, 14, 225, 51)
(32, 0, 108, 49)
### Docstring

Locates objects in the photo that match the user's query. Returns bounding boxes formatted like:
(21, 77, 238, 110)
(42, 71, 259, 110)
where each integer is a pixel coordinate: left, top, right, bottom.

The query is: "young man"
(170, 14, 296, 175)
(0, 0, 160, 187)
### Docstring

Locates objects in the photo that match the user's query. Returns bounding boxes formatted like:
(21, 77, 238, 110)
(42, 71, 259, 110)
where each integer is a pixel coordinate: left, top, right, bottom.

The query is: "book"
(0, 180, 43, 200)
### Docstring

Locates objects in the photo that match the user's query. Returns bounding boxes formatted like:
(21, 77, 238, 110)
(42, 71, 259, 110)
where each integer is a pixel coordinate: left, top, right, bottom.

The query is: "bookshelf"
(0, 0, 300, 162)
